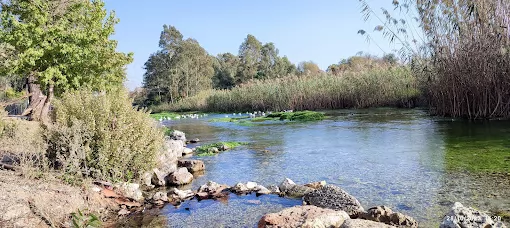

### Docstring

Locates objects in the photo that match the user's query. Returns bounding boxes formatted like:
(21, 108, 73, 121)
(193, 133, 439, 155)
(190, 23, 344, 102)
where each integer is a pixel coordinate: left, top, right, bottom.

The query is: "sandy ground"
(0, 170, 118, 228)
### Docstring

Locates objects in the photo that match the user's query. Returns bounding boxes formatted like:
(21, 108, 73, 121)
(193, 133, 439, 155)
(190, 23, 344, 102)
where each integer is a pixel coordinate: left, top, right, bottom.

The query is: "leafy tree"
(297, 61, 321, 75)
(0, 0, 133, 122)
(143, 26, 213, 104)
(238, 34, 262, 83)
(172, 38, 214, 97)
(213, 53, 240, 89)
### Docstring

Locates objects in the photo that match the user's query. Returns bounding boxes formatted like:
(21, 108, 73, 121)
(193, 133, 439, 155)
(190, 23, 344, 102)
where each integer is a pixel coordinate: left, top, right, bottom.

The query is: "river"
(154, 108, 510, 227)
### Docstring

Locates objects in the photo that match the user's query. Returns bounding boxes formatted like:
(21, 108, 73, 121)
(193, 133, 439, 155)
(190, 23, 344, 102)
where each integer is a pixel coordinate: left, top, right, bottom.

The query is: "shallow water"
(159, 109, 510, 228)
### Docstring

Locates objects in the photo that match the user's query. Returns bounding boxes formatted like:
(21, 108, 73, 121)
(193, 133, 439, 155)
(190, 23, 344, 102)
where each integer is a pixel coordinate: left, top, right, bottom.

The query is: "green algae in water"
(442, 121, 510, 173)
(150, 112, 180, 120)
(266, 111, 325, 121)
(196, 141, 248, 156)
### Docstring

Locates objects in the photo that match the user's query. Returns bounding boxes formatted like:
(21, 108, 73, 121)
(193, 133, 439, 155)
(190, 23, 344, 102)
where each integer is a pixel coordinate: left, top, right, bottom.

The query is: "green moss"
(195, 141, 248, 156)
(163, 127, 174, 136)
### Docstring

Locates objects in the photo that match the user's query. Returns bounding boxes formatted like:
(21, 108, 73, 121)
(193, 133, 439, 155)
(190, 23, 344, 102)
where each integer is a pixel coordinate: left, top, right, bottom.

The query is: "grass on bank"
(151, 66, 421, 113)
(195, 142, 248, 156)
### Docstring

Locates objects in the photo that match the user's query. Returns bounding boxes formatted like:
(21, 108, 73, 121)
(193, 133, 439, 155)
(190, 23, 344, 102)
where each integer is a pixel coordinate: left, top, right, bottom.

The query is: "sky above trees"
(103, 0, 400, 90)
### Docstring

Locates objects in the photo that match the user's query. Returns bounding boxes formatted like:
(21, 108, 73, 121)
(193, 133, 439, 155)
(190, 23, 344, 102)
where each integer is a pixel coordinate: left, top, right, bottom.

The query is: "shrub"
(46, 89, 164, 182)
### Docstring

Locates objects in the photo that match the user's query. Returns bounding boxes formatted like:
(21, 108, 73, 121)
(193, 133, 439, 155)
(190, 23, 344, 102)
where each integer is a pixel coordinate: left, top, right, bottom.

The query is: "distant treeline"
(136, 25, 401, 109)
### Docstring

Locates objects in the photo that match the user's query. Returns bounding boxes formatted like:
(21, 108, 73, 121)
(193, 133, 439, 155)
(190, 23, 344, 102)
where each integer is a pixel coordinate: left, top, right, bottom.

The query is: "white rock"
(246, 181, 258, 190)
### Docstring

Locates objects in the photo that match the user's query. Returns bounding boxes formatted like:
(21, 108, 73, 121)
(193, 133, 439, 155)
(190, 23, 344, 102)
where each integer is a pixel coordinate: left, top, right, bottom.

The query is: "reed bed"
(156, 67, 421, 112)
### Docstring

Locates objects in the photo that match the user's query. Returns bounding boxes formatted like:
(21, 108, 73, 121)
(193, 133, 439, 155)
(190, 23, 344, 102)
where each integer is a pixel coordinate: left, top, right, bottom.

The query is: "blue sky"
(103, 0, 403, 90)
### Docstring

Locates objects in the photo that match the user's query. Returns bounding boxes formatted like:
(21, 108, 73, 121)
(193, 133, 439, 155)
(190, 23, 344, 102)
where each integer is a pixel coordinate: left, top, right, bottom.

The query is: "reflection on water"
(157, 108, 510, 227)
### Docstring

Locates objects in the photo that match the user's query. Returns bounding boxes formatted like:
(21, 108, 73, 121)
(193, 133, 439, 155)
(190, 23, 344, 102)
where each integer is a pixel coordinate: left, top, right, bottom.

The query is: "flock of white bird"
(158, 109, 294, 122)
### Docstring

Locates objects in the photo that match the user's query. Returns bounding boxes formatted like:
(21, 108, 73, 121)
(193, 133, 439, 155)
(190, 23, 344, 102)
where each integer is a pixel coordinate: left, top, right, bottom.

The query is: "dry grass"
(0, 170, 117, 228)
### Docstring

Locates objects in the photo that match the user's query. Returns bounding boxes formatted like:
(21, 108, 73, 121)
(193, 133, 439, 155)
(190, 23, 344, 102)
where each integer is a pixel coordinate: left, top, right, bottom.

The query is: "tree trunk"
(41, 83, 54, 125)
(21, 73, 47, 121)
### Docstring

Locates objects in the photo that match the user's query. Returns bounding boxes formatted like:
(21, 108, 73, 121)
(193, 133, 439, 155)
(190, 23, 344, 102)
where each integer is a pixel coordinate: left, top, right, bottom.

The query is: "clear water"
(155, 109, 510, 228)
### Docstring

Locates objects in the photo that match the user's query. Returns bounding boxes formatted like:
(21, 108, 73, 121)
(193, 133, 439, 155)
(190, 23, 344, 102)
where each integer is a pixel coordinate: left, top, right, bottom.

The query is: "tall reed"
(158, 67, 421, 112)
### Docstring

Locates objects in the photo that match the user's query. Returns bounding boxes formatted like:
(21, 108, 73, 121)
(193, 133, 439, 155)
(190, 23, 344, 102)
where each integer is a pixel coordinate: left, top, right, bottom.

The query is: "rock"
(232, 183, 249, 193)
(169, 130, 186, 144)
(168, 188, 194, 201)
(341, 219, 394, 228)
(267, 185, 280, 193)
(279, 178, 296, 192)
(258, 205, 350, 228)
(208, 147, 220, 153)
(219, 144, 230, 151)
(278, 178, 314, 198)
(256, 185, 272, 195)
(359, 206, 418, 227)
(166, 167, 194, 186)
(285, 185, 315, 198)
(141, 172, 155, 188)
(151, 192, 168, 202)
(151, 168, 167, 186)
(178, 160, 205, 173)
(359, 206, 393, 224)
(305, 181, 327, 189)
(197, 181, 230, 199)
(118, 208, 131, 216)
(246, 181, 258, 190)
(115, 183, 144, 202)
(303, 185, 364, 218)
(189, 138, 200, 143)
(182, 147, 193, 155)
(164, 139, 184, 159)
(440, 202, 507, 228)
(389, 212, 418, 228)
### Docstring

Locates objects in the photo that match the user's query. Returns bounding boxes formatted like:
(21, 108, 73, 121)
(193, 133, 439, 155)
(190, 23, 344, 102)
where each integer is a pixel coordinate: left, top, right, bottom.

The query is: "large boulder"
(168, 130, 186, 144)
(258, 205, 350, 228)
(278, 178, 314, 198)
(115, 182, 144, 202)
(440, 202, 507, 228)
(303, 185, 364, 218)
(178, 159, 205, 173)
(163, 139, 184, 159)
(359, 206, 418, 227)
(341, 219, 394, 228)
(166, 167, 193, 186)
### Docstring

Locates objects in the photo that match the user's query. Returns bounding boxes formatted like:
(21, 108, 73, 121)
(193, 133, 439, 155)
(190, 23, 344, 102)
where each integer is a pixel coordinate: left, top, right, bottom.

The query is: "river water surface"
(155, 108, 510, 228)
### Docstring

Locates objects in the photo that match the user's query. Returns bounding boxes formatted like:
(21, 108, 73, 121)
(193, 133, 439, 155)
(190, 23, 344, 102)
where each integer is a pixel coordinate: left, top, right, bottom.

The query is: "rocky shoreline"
(88, 130, 507, 228)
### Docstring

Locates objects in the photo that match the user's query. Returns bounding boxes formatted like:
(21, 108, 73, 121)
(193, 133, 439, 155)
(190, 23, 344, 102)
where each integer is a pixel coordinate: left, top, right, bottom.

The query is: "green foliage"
(143, 25, 214, 105)
(46, 89, 164, 182)
(71, 209, 102, 228)
(195, 142, 248, 156)
(267, 111, 325, 121)
(0, 0, 133, 96)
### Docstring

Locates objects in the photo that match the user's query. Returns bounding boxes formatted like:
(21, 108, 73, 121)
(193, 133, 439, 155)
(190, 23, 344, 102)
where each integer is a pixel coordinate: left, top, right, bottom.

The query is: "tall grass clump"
(204, 67, 419, 112)
(149, 89, 218, 112)
(418, 0, 510, 119)
(46, 89, 164, 183)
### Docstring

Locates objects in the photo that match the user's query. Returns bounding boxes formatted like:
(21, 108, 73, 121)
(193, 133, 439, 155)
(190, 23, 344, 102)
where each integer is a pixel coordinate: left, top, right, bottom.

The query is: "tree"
(143, 51, 175, 104)
(159, 24, 183, 57)
(238, 34, 262, 83)
(297, 61, 321, 75)
(0, 0, 133, 122)
(213, 53, 240, 89)
(171, 38, 214, 97)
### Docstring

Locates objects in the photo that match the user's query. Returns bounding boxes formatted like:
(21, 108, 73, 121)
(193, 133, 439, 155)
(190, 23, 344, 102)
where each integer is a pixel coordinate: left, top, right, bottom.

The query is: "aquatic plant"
(195, 141, 248, 156)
